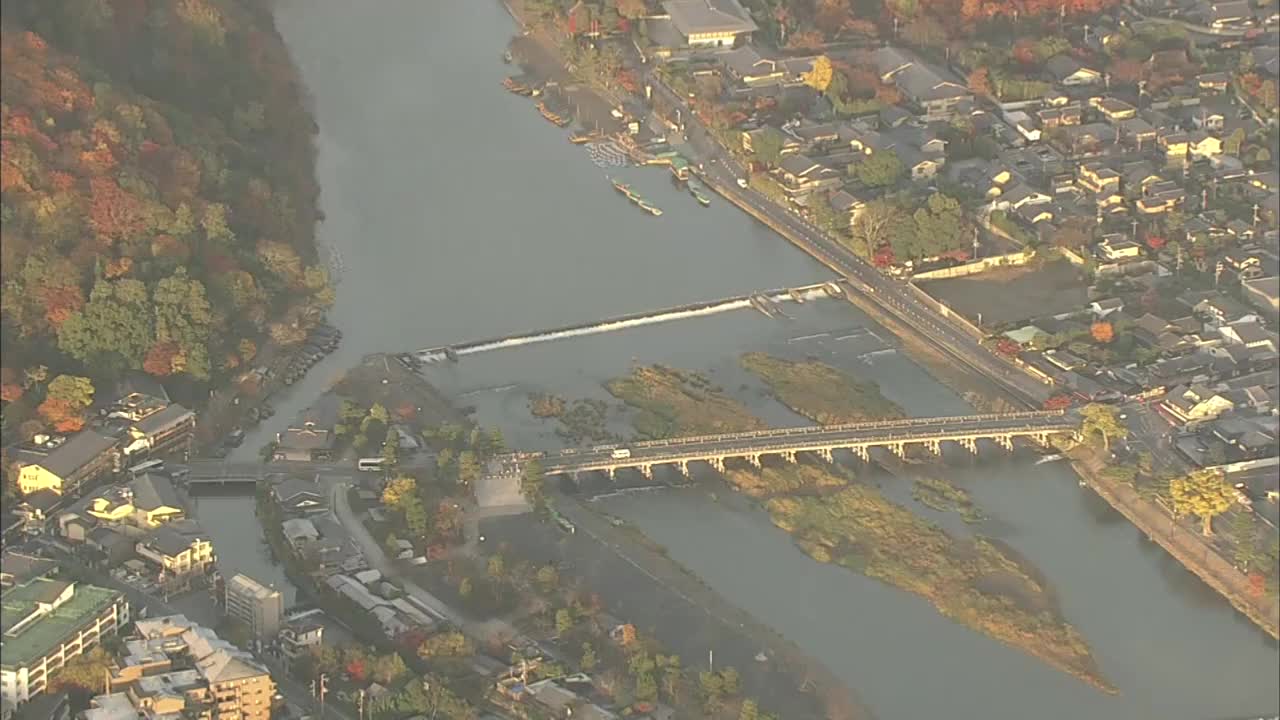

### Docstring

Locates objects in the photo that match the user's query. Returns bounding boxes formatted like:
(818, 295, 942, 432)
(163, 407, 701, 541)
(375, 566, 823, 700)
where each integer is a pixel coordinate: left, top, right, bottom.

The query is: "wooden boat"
(503, 50, 513, 63)
(694, 192, 711, 207)
(611, 178, 632, 194)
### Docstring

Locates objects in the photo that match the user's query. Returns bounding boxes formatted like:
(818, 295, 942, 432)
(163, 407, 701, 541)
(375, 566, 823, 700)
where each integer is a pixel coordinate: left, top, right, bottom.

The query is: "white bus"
(357, 457, 387, 472)
(128, 458, 165, 476)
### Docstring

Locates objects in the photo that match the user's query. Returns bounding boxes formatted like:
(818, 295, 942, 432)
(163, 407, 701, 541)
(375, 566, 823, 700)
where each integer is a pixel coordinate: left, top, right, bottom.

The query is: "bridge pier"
(924, 439, 942, 456)
(606, 467, 616, 482)
(747, 454, 762, 469)
(888, 442, 906, 459)
(639, 464, 653, 480)
(817, 448, 835, 463)
(995, 435, 1014, 452)
(780, 450, 797, 464)
(850, 446, 869, 463)
(1034, 432, 1050, 447)
(959, 438, 978, 454)
(709, 457, 726, 474)
(677, 460, 690, 477)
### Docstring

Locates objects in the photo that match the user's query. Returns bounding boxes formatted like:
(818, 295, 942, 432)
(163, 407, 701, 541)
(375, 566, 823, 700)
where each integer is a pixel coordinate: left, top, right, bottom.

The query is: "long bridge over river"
(530, 410, 1079, 480)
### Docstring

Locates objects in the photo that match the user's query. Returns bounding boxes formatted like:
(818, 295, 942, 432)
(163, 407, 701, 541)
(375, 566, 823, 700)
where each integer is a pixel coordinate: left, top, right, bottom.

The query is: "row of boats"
(611, 178, 663, 216)
(502, 75, 541, 97)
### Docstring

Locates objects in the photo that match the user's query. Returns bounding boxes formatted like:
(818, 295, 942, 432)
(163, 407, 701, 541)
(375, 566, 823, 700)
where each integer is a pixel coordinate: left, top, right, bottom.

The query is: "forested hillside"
(0, 0, 326, 440)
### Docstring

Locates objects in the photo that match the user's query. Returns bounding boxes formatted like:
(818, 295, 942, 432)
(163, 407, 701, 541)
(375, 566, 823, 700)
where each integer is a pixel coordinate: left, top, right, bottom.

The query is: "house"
(0, 552, 59, 590)
(15, 430, 121, 497)
(274, 421, 334, 462)
(1046, 55, 1102, 86)
(120, 404, 196, 459)
(1161, 383, 1236, 425)
(829, 189, 866, 232)
(281, 517, 320, 548)
(1193, 295, 1256, 327)
(1078, 163, 1121, 194)
(127, 474, 185, 527)
(1241, 276, 1279, 317)
(1097, 236, 1144, 261)
(741, 126, 800, 156)
(872, 47, 971, 120)
(773, 154, 841, 198)
(1219, 321, 1277, 351)
(1196, 72, 1231, 92)
(1091, 297, 1125, 318)
(1195, 0, 1252, 27)
(720, 46, 788, 87)
(659, 0, 757, 48)
(279, 618, 324, 660)
(1091, 97, 1137, 122)
(1187, 131, 1223, 159)
(272, 477, 327, 515)
(1119, 117, 1158, 147)
(135, 526, 214, 577)
(1037, 104, 1083, 130)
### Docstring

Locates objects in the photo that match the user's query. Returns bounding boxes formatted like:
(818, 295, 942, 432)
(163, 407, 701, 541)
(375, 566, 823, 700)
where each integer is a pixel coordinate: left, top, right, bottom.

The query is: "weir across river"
(412, 282, 844, 362)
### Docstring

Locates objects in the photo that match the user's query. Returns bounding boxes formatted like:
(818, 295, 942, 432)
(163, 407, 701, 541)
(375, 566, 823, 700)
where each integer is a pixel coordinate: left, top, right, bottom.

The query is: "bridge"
(533, 410, 1078, 480)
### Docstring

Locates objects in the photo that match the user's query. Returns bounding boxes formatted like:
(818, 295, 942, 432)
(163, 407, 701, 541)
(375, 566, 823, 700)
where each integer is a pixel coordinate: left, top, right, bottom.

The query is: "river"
(202, 0, 1280, 717)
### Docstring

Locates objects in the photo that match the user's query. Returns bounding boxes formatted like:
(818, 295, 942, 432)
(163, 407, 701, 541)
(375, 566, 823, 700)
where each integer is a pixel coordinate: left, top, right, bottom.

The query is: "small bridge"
(533, 410, 1078, 480)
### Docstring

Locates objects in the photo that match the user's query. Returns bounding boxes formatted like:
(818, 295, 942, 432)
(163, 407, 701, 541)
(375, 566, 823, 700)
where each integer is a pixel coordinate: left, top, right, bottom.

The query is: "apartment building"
(223, 575, 282, 642)
(0, 579, 129, 705)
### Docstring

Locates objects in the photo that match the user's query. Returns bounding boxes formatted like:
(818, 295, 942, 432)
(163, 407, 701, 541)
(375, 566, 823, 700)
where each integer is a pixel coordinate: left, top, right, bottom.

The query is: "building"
(106, 616, 275, 720)
(1241, 276, 1279, 317)
(0, 579, 129, 704)
(270, 478, 326, 515)
(273, 422, 333, 463)
(15, 430, 121, 497)
(1046, 55, 1102, 86)
(135, 526, 214, 578)
(872, 47, 971, 120)
(278, 617, 324, 661)
(659, 0, 756, 48)
(223, 574, 282, 642)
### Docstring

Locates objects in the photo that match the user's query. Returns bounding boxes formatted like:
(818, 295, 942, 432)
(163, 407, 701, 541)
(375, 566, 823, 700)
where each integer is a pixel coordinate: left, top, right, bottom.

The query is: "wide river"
(208, 0, 1280, 717)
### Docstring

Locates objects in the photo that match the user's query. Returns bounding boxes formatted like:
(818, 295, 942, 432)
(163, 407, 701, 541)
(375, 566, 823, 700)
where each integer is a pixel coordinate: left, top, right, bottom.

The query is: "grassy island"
(765, 469, 1112, 693)
(528, 392, 567, 418)
(740, 353, 903, 424)
(605, 365, 763, 438)
(723, 465, 847, 499)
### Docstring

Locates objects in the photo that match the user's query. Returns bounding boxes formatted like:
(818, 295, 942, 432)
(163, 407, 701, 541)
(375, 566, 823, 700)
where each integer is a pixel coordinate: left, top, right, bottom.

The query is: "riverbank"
(1071, 446, 1280, 639)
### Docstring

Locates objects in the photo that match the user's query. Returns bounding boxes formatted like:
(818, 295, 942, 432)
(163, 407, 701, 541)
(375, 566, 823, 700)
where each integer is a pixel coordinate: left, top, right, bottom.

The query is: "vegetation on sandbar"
(556, 398, 618, 445)
(723, 464, 847, 499)
(740, 353, 903, 425)
(765, 467, 1112, 693)
(528, 392, 567, 418)
(605, 365, 763, 439)
(913, 476, 986, 524)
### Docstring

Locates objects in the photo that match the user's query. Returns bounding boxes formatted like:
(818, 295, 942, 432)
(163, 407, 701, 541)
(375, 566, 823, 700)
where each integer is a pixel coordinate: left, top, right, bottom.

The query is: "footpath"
(1072, 448, 1280, 638)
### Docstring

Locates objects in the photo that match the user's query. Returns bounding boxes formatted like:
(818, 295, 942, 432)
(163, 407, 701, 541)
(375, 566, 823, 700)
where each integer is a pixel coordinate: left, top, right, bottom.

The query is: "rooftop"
(662, 0, 757, 36)
(20, 429, 119, 483)
(1, 579, 122, 668)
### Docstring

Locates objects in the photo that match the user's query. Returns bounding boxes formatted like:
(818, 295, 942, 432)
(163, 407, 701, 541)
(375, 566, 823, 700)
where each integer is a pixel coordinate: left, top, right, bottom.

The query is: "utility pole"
(312, 673, 328, 719)
(357, 688, 366, 720)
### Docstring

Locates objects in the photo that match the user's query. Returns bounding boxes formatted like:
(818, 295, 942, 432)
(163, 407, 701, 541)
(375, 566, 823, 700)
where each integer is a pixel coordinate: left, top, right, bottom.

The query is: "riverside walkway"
(534, 410, 1078, 479)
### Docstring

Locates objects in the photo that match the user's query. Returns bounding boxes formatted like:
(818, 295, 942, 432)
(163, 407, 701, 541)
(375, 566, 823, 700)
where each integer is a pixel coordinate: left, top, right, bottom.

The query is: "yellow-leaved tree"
(1170, 469, 1235, 536)
(803, 55, 834, 94)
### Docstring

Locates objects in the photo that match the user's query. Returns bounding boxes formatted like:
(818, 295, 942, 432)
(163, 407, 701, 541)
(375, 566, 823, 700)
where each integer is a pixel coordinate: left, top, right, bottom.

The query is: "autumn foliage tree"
(1091, 321, 1115, 344)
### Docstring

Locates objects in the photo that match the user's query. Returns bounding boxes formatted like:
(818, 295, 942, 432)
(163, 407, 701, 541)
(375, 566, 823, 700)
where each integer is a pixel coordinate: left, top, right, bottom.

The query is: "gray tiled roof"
(663, 0, 757, 36)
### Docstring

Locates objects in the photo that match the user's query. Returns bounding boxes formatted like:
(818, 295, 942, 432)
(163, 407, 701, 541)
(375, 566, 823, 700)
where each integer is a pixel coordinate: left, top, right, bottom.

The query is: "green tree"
(152, 268, 213, 379)
(372, 653, 408, 684)
(1223, 127, 1246, 156)
(634, 670, 659, 702)
(46, 374, 95, 408)
(1080, 403, 1126, 451)
(487, 554, 506, 579)
(57, 278, 153, 371)
(50, 647, 112, 693)
(656, 654, 682, 701)
(555, 607, 574, 635)
(1170, 469, 1235, 536)
(750, 127, 786, 167)
(580, 642, 598, 671)
(522, 458, 546, 509)
(699, 670, 725, 714)
(311, 644, 341, 675)
(852, 152, 904, 188)
(739, 698, 760, 720)
(458, 450, 482, 487)
(720, 667, 740, 695)
(535, 565, 559, 592)
(418, 631, 473, 660)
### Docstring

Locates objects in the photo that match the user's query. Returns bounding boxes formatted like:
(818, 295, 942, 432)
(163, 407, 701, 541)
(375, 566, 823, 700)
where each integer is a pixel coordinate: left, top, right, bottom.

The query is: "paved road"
(540, 410, 1076, 473)
(647, 73, 1051, 408)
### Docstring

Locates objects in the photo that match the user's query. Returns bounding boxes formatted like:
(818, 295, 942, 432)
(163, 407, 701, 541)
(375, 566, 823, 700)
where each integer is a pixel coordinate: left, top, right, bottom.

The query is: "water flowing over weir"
(413, 283, 841, 362)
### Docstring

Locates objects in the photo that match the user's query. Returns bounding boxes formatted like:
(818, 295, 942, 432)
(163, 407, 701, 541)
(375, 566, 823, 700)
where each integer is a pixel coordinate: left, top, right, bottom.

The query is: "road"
(646, 73, 1052, 408)
(539, 410, 1076, 473)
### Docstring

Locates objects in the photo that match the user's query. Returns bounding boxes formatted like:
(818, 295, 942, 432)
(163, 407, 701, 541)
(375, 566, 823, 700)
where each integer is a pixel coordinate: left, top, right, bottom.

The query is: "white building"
(223, 574, 282, 642)
(0, 579, 129, 704)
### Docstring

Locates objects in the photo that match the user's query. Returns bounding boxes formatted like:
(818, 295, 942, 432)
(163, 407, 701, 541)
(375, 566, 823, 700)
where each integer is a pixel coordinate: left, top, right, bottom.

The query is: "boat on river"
(638, 201, 663, 216)
(569, 129, 605, 144)
(503, 50, 513, 63)
(693, 191, 711, 207)
(610, 177, 632, 195)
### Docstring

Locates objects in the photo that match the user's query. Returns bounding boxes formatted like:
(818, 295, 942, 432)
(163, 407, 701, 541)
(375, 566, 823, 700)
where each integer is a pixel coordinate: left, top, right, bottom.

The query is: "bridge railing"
(578, 410, 1068, 452)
